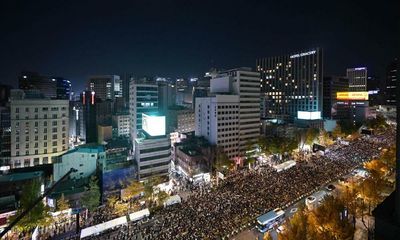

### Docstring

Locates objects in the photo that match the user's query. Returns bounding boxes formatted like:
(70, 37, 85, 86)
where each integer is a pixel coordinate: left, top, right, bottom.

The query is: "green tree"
(10, 179, 51, 232)
(57, 193, 70, 212)
(81, 175, 100, 212)
(305, 128, 320, 146)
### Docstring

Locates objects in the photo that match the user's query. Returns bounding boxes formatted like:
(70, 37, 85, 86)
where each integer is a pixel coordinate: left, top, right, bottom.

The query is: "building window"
(44, 142, 47, 147)
(52, 148, 57, 153)
(25, 150, 29, 155)
(15, 108, 19, 113)
(44, 135, 47, 140)
(44, 149, 47, 154)
(16, 144, 19, 149)
(43, 157, 48, 164)
(52, 141, 57, 146)
(24, 159, 30, 167)
(34, 158, 39, 165)
(25, 108, 29, 112)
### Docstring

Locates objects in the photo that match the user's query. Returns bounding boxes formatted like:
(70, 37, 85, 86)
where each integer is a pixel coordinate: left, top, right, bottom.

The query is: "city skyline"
(1, 0, 399, 92)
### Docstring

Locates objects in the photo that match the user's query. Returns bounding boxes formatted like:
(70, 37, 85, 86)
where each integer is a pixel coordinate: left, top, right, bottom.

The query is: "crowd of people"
(66, 128, 395, 240)
(25, 127, 394, 240)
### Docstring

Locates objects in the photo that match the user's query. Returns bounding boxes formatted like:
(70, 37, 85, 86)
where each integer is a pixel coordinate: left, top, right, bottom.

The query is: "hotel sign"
(290, 50, 316, 59)
(336, 92, 369, 101)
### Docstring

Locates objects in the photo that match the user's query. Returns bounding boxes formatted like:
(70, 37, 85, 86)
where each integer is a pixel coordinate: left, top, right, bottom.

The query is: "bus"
(256, 208, 285, 233)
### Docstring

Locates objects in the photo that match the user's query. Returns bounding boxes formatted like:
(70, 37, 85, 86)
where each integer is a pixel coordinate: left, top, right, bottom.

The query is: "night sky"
(1, 0, 399, 92)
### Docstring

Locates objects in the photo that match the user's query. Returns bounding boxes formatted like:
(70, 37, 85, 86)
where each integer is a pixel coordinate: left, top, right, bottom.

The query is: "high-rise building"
(384, 58, 398, 105)
(18, 72, 71, 100)
(347, 67, 367, 91)
(80, 91, 97, 144)
(158, 81, 176, 115)
(256, 48, 323, 122)
(196, 95, 240, 159)
(129, 81, 158, 142)
(10, 90, 69, 168)
(323, 76, 349, 119)
(88, 75, 121, 101)
(135, 113, 170, 180)
(0, 84, 12, 106)
(367, 75, 382, 106)
(0, 106, 11, 167)
(195, 68, 260, 161)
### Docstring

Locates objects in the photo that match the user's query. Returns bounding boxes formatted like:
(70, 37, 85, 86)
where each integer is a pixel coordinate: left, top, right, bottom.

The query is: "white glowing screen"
(297, 111, 321, 120)
(142, 114, 166, 136)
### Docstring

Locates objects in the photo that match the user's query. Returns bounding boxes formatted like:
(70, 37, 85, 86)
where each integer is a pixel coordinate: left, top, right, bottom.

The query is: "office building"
(88, 75, 122, 101)
(166, 106, 195, 134)
(158, 82, 176, 115)
(10, 90, 69, 168)
(196, 95, 240, 159)
(384, 58, 398, 105)
(195, 68, 260, 161)
(129, 81, 158, 142)
(18, 72, 71, 100)
(367, 75, 382, 106)
(347, 67, 367, 91)
(135, 113, 170, 180)
(256, 48, 323, 122)
(0, 84, 12, 106)
(112, 112, 130, 138)
(323, 76, 349, 119)
(0, 107, 11, 167)
(80, 91, 97, 144)
(53, 144, 105, 182)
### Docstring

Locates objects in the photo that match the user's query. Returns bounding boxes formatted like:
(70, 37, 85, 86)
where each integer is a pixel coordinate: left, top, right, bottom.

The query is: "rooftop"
(0, 171, 43, 183)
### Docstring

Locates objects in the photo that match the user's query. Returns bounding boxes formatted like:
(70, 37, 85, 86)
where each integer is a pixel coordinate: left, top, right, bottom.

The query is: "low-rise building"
(53, 144, 105, 182)
(135, 113, 170, 180)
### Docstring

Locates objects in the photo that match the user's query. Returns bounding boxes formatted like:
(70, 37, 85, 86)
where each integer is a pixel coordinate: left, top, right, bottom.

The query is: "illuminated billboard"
(297, 111, 321, 120)
(142, 113, 166, 136)
(336, 92, 368, 101)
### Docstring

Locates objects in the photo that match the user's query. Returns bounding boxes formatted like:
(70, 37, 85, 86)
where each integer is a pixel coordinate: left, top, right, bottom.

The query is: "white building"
(135, 114, 170, 180)
(112, 113, 130, 137)
(195, 95, 240, 159)
(129, 81, 158, 144)
(10, 90, 69, 168)
(53, 145, 105, 181)
(195, 68, 260, 160)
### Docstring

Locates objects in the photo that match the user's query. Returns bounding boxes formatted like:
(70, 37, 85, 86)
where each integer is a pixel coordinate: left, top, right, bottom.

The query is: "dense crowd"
(25, 128, 394, 240)
(72, 128, 395, 240)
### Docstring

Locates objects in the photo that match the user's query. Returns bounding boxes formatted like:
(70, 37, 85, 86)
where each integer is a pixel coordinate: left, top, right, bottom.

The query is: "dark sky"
(1, 0, 399, 92)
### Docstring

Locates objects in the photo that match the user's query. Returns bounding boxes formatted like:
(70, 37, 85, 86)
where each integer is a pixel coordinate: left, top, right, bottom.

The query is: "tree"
(308, 195, 354, 240)
(214, 148, 233, 171)
(81, 175, 101, 212)
(10, 179, 51, 232)
(57, 193, 70, 212)
(305, 128, 320, 146)
(278, 205, 309, 240)
(156, 191, 170, 206)
(331, 124, 345, 139)
(123, 180, 144, 201)
(381, 145, 396, 172)
(318, 130, 334, 146)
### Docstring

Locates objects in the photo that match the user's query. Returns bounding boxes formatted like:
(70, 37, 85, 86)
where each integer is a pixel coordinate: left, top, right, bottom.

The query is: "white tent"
(80, 216, 127, 239)
(128, 208, 150, 222)
(163, 195, 182, 208)
(273, 160, 296, 172)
